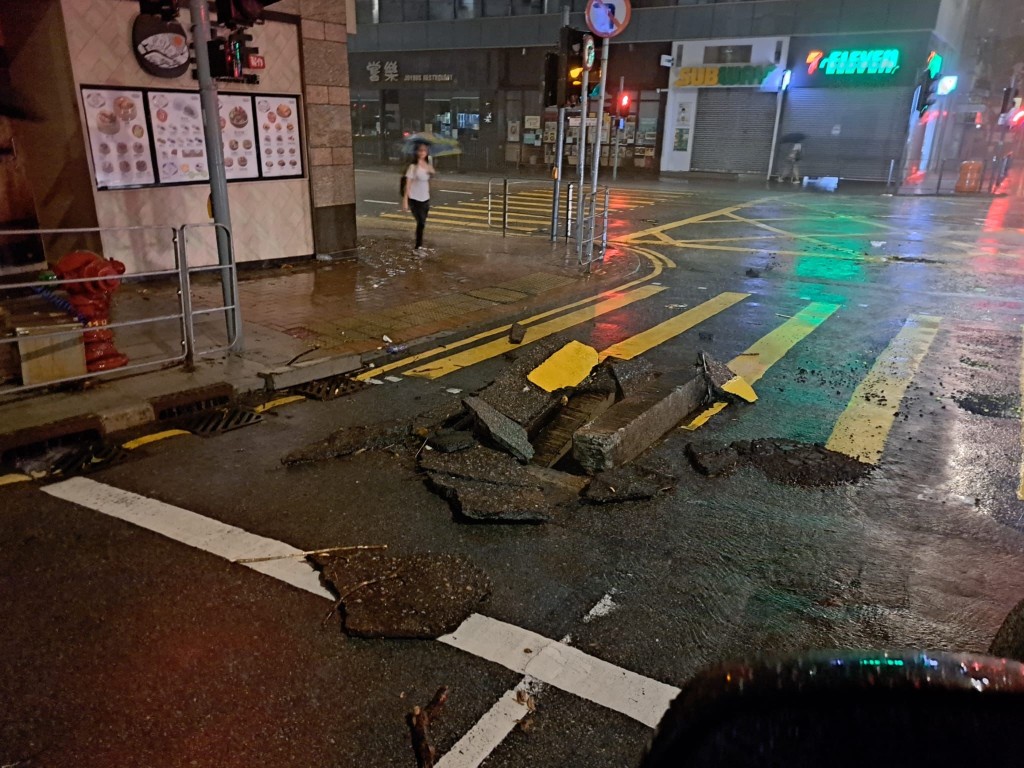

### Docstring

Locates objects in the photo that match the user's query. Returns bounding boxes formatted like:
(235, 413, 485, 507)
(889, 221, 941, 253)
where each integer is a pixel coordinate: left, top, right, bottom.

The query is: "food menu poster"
(81, 88, 156, 189)
(148, 90, 209, 184)
(254, 96, 303, 179)
(218, 94, 259, 181)
(80, 86, 304, 190)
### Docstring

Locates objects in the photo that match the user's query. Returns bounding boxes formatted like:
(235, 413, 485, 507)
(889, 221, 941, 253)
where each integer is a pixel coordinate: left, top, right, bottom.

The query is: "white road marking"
(41, 478, 680, 756)
(582, 591, 618, 623)
(364, 199, 399, 205)
(42, 477, 332, 599)
(439, 189, 474, 195)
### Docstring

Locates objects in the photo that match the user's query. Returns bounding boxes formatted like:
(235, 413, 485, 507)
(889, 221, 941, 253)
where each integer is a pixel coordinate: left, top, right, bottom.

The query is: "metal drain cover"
(295, 375, 367, 401)
(183, 406, 263, 436)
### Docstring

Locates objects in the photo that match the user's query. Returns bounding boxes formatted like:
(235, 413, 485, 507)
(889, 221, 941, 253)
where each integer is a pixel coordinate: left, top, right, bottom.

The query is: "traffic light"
(916, 66, 938, 118)
(1000, 86, 1019, 116)
(215, 0, 280, 27)
(616, 92, 631, 118)
(208, 29, 252, 81)
(542, 27, 601, 108)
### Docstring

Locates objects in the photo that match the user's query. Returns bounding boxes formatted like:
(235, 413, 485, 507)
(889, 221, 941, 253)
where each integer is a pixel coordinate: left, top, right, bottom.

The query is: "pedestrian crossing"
(378, 187, 694, 234)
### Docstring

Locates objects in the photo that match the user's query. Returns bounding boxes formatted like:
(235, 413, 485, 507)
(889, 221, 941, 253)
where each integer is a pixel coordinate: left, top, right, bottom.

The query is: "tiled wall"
(61, 0, 314, 272)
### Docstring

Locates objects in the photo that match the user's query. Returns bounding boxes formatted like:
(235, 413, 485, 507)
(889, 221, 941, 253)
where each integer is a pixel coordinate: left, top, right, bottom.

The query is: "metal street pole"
(612, 74, 623, 181)
(550, 4, 571, 242)
(576, 68, 590, 257)
(189, 0, 240, 350)
(585, 41, 610, 266)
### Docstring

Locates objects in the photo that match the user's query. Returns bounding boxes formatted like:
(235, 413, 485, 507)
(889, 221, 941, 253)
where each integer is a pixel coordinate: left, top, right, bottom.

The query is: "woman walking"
(402, 142, 434, 256)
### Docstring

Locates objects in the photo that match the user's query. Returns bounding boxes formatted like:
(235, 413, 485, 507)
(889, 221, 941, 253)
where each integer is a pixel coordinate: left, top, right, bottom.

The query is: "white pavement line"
(42, 477, 333, 600)
(364, 199, 399, 205)
(440, 614, 679, 728)
(582, 591, 618, 623)
(436, 681, 535, 768)
(439, 189, 474, 195)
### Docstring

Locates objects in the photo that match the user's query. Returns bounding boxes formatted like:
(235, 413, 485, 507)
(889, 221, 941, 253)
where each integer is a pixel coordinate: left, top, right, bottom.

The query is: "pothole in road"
(687, 439, 872, 487)
(953, 393, 1021, 420)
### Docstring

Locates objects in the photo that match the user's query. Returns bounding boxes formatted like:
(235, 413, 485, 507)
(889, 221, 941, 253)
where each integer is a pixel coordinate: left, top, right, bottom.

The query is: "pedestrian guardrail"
(485, 177, 552, 237)
(0, 223, 240, 400)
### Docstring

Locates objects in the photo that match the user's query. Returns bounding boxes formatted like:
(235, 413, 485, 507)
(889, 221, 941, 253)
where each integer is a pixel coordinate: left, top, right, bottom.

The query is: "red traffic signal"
(616, 93, 631, 118)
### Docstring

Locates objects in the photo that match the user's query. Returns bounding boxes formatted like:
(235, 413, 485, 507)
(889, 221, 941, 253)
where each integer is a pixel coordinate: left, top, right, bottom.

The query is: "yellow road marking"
(825, 315, 941, 465)
(724, 211, 865, 258)
(528, 341, 600, 392)
(403, 284, 666, 379)
(1018, 326, 1024, 500)
(254, 395, 307, 414)
(598, 292, 749, 362)
(620, 198, 776, 244)
(683, 302, 841, 430)
(122, 429, 192, 450)
(0, 473, 32, 486)
(354, 246, 667, 381)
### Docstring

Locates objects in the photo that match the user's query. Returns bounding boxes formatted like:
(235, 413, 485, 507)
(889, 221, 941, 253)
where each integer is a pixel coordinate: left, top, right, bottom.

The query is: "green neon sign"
(926, 51, 943, 79)
(806, 48, 900, 76)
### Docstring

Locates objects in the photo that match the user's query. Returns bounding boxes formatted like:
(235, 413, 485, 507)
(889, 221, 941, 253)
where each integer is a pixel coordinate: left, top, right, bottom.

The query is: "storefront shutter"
(691, 88, 778, 175)
(777, 87, 914, 181)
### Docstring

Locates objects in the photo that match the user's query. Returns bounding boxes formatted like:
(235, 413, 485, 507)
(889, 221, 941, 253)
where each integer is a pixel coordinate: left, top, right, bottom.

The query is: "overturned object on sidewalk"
(699, 351, 757, 404)
(312, 549, 491, 638)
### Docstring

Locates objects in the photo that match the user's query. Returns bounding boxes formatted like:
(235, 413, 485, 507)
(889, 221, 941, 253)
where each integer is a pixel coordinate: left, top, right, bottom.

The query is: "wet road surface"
(5, 184, 1024, 767)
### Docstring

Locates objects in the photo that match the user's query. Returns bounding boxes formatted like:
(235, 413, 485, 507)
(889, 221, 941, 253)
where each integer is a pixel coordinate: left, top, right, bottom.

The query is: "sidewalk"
(0, 219, 649, 445)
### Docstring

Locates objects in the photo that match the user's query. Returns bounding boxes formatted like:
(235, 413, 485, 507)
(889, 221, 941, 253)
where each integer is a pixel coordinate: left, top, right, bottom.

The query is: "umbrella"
(402, 132, 462, 158)
(780, 132, 807, 144)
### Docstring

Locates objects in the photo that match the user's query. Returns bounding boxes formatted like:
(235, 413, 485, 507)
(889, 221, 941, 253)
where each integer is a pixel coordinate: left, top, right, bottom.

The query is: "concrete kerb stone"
(572, 370, 706, 474)
(258, 353, 363, 391)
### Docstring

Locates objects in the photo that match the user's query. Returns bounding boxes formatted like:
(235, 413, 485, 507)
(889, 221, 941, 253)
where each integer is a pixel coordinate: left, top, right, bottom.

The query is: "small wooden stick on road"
(408, 686, 449, 768)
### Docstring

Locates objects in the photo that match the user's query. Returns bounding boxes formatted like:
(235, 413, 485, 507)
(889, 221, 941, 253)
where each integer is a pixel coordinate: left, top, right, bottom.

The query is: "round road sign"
(585, 0, 631, 39)
(583, 34, 596, 71)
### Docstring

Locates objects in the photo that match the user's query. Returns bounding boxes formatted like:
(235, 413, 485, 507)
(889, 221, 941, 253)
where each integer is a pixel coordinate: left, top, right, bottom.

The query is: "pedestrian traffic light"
(215, 0, 280, 27)
(542, 26, 601, 108)
(1000, 86, 1020, 116)
(616, 93, 631, 118)
(916, 66, 939, 118)
(207, 29, 254, 81)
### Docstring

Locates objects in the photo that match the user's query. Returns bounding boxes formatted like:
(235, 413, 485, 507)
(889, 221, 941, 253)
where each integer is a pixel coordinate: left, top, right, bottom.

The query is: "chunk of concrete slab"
(313, 550, 491, 638)
(508, 322, 527, 344)
(464, 396, 534, 462)
(420, 445, 536, 487)
(477, 337, 566, 432)
(258, 354, 362, 391)
(527, 341, 599, 393)
(573, 370, 705, 473)
(606, 357, 658, 399)
(531, 390, 616, 468)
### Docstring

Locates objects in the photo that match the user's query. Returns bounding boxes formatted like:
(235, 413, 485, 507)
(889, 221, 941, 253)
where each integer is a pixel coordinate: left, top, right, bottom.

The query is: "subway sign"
(674, 64, 777, 88)
(806, 48, 900, 76)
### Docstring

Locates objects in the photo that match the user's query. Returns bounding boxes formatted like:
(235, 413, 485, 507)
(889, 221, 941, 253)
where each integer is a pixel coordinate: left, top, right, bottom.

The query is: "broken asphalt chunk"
(464, 396, 534, 462)
(426, 429, 476, 453)
(527, 340, 599, 393)
(428, 474, 550, 522)
(282, 421, 408, 465)
(699, 352, 757, 404)
(606, 356, 658, 399)
(686, 438, 871, 486)
(312, 550, 491, 639)
(583, 466, 667, 504)
(477, 337, 567, 432)
(685, 443, 743, 477)
(508, 322, 527, 344)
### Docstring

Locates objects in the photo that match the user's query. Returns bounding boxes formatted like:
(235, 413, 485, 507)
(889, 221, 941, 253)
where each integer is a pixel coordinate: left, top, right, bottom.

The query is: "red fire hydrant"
(53, 250, 129, 372)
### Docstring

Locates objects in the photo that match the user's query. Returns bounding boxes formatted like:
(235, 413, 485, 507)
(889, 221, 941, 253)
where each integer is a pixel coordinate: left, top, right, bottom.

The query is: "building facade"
(349, 0, 971, 181)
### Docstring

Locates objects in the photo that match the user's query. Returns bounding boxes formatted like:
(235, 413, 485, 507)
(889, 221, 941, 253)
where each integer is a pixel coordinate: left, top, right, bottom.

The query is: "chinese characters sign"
(366, 60, 400, 82)
(806, 49, 900, 76)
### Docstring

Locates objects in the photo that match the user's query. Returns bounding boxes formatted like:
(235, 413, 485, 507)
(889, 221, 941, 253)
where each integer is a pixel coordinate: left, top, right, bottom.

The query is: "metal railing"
(559, 182, 610, 266)
(485, 177, 550, 237)
(0, 223, 240, 399)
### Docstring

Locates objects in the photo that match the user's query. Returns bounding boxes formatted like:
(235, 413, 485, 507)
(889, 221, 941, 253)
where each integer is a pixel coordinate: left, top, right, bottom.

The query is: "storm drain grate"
(182, 406, 263, 436)
(294, 375, 367, 401)
(8, 440, 126, 479)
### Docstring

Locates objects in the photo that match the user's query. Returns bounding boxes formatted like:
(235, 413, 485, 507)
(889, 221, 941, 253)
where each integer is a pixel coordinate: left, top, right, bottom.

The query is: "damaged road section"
(686, 439, 872, 487)
(312, 549, 491, 639)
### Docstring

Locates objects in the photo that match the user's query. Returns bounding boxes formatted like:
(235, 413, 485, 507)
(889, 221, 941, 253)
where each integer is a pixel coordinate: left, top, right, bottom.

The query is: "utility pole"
(585, 41, 610, 266)
(188, 0, 241, 349)
(550, 5, 571, 242)
(612, 74, 624, 180)
(576, 67, 590, 255)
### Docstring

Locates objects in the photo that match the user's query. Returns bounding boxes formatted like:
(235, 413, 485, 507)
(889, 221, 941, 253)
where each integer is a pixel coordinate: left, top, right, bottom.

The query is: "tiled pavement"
(191, 223, 634, 358)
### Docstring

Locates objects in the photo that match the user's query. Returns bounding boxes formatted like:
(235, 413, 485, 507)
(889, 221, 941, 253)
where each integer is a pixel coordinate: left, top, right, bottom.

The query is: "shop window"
(703, 45, 753, 64)
(456, 0, 476, 18)
(482, 0, 510, 15)
(425, 96, 453, 137)
(429, 0, 455, 19)
(452, 96, 481, 138)
(352, 97, 382, 136)
(403, 0, 429, 21)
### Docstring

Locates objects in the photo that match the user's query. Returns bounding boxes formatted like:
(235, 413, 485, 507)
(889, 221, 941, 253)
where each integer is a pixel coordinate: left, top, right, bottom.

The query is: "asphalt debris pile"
(953, 392, 1021, 420)
(686, 439, 872, 487)
(311, 549, 491, 639)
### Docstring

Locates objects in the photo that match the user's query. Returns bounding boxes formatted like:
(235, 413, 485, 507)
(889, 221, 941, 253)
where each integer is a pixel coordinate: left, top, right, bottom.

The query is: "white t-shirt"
(406, 163, 432, 202)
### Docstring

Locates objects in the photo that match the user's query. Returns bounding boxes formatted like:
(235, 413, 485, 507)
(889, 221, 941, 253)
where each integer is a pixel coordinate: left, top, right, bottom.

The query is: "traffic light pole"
(551, 106, 566, 242)
(612, 75, 624, 181)
(189, 0, 240, 350)
(585, 41, 610, 267)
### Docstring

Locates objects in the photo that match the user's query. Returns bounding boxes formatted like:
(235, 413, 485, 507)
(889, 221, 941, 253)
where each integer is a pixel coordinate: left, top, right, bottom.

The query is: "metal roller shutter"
(777, 87, 914, 181)
(691, 88, 778, 174)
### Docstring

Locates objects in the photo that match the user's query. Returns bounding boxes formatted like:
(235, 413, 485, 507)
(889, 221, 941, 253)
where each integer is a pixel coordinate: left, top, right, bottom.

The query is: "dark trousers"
(409, 198, 429, 248)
